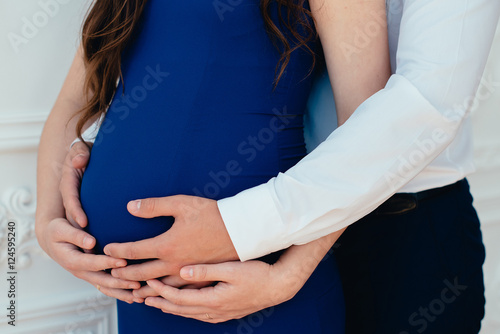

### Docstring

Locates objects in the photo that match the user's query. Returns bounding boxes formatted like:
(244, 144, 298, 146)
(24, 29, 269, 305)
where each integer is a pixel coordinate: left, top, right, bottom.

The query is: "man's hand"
(37, 217, 143, 304)
(60, 141, 92, 229)
(103, 195, 239, 281)
(137, 230, 343, 323)
(142, 260, 302, 323)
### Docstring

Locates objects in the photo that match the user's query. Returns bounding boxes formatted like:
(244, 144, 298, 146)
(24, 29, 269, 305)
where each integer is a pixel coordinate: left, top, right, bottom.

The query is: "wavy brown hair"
(76, 0, 317, 140)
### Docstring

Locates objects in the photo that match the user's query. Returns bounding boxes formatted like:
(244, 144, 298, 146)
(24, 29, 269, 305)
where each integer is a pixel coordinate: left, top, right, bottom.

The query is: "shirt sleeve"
(217, 0, 500, 261)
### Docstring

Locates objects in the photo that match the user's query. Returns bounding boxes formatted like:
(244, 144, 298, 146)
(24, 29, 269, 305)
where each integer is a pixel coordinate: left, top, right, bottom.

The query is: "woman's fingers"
(99, 286, 142, 304)
(70, 141, 92, 169)
(49, 218, 95, 250)
(45, 219, 131, 274)
(60, 141, 91, 228)
(132, 275, 185, 299)
(110, 258, 177, 281)
(80, 270, 141, 290)
(64, 247, 127, 272)
(133, 284, 159, 299)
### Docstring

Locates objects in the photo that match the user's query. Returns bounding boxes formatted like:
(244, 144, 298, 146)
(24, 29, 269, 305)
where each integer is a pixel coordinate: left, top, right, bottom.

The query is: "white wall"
(0, 1, 498, 333)
(0, 1, 117, 333)
(468, 21, 500, 333)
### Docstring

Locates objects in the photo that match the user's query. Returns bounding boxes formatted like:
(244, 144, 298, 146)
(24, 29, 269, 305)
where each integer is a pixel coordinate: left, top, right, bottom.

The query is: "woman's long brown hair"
(76, 0, 317, 140)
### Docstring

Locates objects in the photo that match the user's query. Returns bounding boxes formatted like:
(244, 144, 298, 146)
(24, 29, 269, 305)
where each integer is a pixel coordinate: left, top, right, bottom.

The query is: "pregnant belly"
(79, 112, 290, 255)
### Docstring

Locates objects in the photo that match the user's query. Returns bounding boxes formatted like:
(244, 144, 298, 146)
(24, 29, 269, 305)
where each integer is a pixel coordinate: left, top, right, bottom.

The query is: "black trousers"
(334, 179, 485, 334)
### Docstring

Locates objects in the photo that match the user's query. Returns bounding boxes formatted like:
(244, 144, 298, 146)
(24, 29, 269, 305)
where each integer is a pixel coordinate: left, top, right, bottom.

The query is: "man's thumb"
(127, 196, 182, 218)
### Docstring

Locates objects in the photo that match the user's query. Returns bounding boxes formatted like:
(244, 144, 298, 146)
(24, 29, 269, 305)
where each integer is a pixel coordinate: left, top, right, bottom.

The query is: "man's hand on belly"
(103, 195, 240, 281)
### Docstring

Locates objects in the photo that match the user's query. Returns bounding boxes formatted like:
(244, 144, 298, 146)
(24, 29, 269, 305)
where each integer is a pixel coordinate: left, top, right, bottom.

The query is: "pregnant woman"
(36, 0, 390, 333)
(80, 1, 345, 332)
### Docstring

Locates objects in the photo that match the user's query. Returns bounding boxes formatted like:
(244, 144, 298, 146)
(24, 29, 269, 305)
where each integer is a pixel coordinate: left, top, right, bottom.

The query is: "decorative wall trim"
(0, 186, 46, 268)
(0, 111, 48, 152)
(0, 290, 117, 334)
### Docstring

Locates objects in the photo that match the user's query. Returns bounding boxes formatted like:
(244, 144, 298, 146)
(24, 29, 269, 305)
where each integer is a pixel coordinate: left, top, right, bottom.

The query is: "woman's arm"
(36, 46, 87, 238)
(35, 46, 142, 303)
(311, 0, 390, 125)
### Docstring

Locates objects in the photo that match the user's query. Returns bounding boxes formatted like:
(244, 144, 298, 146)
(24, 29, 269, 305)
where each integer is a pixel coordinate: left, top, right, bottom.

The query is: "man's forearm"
(218, 0, 500, 261)
(276, 228, 345, 298)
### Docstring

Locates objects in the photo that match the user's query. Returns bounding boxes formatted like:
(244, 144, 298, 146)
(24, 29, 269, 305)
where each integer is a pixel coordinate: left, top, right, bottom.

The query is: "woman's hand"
(36, 217, 144, 304)
(60, 141, 92, 229)
(35, 46, 143, 305)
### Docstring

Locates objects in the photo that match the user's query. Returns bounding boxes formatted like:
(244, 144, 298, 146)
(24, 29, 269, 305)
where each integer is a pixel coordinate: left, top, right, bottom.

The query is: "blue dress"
(80, 1, 345, 333)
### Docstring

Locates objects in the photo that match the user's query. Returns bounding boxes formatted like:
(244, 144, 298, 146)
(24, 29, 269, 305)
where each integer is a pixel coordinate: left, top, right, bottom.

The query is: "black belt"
(373, 179, 465, 215)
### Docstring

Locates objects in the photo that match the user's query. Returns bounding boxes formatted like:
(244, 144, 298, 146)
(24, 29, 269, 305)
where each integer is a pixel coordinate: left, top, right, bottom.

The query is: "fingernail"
(116, 261, 126, 267)
(83, 236, 93, 249)
(78, 216, 87, 227)
(133, 298, 143, 303)
(180, 267, 193, 279)
(129, 200, 141, 213)
(129, 284, 137, 289)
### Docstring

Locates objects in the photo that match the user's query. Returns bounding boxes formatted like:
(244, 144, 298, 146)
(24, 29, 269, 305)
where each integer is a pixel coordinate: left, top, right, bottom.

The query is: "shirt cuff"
(217, 180, 289, 262)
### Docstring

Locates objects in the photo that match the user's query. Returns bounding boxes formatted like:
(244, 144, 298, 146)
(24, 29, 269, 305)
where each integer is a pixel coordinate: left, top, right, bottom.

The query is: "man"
(38, 0, 500, 333)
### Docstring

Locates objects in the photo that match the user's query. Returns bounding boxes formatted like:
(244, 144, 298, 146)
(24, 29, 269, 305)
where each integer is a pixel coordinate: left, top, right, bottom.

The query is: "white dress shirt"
(217, 0, 500, 261)
(79, 0, 500, 262)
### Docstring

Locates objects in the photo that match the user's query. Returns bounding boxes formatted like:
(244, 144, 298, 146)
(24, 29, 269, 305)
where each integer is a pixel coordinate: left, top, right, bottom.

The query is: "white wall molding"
(0, 111, 48, 152)
(0, 290, 117, 334)
(0, 186, 47, 269)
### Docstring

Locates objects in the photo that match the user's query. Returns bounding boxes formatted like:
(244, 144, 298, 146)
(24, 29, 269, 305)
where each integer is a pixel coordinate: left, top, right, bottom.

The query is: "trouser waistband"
(373, 179, 466, 215)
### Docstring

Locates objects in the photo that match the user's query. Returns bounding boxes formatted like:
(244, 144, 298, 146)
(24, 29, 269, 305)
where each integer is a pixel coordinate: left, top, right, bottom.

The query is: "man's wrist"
(270, 257, 306, 303)
(217, 180, 290, 262)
